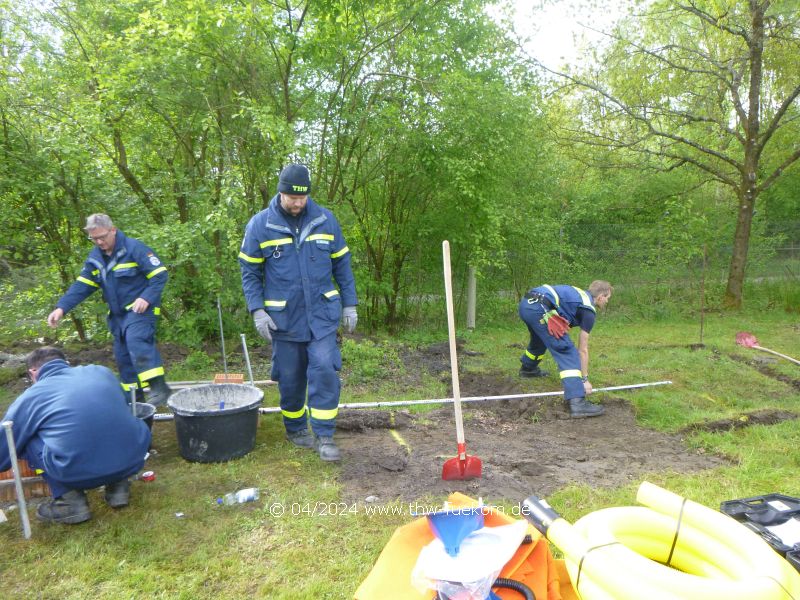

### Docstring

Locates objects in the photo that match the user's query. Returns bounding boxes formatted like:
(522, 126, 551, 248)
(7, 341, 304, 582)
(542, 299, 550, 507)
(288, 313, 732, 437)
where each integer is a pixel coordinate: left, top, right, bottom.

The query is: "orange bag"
(355, 493, 577, 600)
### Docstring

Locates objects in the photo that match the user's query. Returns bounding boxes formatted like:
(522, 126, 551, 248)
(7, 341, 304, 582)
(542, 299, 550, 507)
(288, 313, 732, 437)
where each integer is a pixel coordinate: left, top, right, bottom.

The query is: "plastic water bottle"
(217, 487, 260, 506)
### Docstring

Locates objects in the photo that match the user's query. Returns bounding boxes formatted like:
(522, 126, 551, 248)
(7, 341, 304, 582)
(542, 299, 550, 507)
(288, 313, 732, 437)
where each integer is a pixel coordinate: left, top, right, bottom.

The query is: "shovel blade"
(442, 453, 483, 481)
(735, 331, 758, 348)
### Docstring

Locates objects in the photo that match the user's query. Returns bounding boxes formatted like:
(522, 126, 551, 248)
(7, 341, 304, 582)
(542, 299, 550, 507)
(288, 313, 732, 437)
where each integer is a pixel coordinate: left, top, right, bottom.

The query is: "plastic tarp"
(354, 492, 578, 600)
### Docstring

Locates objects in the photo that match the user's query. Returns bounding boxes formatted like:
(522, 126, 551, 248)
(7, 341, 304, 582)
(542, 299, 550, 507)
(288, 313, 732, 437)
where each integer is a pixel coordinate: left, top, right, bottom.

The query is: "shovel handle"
(442, 241, 465, 450)
(753, 345, 800, 366)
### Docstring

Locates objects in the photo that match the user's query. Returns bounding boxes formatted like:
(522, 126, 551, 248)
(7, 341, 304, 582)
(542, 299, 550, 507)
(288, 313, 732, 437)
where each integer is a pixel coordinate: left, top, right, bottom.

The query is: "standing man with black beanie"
(239, 164, 358, 461)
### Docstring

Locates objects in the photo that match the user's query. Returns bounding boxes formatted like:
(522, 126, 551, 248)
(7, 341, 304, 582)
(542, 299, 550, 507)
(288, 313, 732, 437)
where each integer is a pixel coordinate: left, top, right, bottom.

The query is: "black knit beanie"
(277, 164, 311, 195)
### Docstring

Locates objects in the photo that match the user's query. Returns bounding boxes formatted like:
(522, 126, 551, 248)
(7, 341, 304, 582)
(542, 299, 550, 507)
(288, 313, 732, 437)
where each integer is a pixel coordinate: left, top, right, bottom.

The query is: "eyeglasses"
(87, 231, 112, 242)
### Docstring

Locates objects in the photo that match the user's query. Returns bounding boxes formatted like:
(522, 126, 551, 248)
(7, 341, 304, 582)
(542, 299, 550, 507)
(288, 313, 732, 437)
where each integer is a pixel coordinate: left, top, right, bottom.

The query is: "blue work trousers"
(21, 437, 140, 499)
(271, 332, 342, 437)
(519, 298, 584, 400)
(107, 312, 163, 388)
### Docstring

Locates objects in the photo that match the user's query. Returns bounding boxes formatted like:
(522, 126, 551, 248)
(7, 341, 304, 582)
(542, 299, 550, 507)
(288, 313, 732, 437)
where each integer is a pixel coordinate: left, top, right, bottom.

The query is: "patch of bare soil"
(680, 409, 799, 434)
(337, 368, 730, 505)
(730, 353, 800, 391)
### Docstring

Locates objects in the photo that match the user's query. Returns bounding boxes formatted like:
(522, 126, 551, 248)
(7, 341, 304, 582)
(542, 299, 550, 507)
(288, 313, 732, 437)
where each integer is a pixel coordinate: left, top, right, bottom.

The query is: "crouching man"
(0, 347, 151, 524)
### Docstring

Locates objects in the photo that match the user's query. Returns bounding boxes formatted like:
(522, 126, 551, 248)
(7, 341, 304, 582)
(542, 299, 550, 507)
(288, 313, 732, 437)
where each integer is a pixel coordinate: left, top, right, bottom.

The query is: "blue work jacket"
(532, 284, 596, 326)
(239, 195, 357, 342)
(0, 360, 151, 482)
(56, 230, 168, 317)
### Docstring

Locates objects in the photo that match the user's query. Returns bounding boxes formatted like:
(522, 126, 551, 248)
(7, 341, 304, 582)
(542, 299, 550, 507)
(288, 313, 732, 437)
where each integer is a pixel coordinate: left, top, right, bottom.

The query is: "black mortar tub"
(167, 384, 264, 463)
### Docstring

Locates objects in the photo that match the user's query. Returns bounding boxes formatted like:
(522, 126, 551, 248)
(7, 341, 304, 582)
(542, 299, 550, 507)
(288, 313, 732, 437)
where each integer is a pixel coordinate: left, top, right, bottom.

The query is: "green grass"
(1, 308, 799, 598)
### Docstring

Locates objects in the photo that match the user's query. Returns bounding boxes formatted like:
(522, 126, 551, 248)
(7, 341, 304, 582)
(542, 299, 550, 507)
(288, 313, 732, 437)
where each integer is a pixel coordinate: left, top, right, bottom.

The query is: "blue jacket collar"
(36, 359, 70, 381)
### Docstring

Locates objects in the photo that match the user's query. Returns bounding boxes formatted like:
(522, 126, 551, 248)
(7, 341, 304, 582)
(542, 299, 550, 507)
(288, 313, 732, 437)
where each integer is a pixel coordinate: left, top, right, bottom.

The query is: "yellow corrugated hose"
(523, 481, 800, 600)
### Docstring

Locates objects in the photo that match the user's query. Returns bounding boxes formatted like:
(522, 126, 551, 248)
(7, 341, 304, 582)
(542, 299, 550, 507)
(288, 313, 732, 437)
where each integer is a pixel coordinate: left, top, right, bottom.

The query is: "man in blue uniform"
(518, 281, 613, 418)
(0, 347, 151, 524)
(46, 214, 172, 406)
(239, 164, 358, 461)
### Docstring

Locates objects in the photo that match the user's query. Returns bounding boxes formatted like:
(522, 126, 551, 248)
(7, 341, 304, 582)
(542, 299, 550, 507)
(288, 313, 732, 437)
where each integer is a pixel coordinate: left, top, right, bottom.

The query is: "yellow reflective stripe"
(138, 367, 165, 382)
(112, 262, 138, 271)
(525, 350, 546, 361)
(307, 234, 334, 242)
(331, 246, 349, 259)
(260, 238, 292, 248)
(147, 266, 167, 279)
(282, 407, 307, 419)
(324, 290, 340, 298)
(542, 284, 560, 307)
(91, 269, 99, 276)
(238, 251, 265, 264)
(124, 303, 160, 315)
(310, 407, 339, 420)
(77, 276, 99, 288)
(120, 382, 136, 391)
(572, 286, 596, 312)
(560, 369, 582, 379)
(264, 300, 287, 308)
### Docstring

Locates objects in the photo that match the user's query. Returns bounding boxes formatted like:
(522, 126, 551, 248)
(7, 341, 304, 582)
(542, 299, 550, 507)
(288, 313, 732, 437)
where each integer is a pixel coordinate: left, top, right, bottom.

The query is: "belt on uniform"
(524, 292, 555, 310)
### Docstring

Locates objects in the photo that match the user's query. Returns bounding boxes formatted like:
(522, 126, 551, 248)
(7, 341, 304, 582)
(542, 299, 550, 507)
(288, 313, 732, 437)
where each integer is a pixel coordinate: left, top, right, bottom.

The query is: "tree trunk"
(724, 1, 765, 309)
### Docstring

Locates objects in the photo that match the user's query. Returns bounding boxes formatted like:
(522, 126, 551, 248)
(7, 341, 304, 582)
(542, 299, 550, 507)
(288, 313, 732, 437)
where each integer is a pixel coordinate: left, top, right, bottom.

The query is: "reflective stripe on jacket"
(56, 230, 168, 316)
(533, 284, 595, 326)
(238, 195, 357, 342)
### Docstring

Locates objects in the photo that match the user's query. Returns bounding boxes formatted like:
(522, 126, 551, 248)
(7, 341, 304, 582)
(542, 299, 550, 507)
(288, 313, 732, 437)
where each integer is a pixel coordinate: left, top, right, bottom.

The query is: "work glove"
(253, 309, 277, 342)
(342, 306, 358, 334)
(540, 309, 570, 339)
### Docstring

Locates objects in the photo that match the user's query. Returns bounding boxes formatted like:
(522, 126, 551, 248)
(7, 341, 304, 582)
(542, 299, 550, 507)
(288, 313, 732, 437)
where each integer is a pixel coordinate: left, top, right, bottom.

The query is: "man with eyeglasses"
(46, 214, 173, 407)
(239, 164, 358, 462)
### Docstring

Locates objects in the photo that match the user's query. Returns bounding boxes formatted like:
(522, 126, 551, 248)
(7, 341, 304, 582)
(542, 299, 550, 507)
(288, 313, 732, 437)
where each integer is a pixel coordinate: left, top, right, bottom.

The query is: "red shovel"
(735, 332, 800, 366)
(441, 240, 482, 481)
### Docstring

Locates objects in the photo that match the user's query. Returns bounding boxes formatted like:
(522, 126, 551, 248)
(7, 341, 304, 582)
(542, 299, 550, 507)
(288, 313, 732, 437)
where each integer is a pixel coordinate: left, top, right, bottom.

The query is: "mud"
(336, 371, 730, 505)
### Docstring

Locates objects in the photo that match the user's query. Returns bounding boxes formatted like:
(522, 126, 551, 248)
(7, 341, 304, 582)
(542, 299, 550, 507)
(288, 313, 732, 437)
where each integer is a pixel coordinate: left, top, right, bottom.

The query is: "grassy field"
(0, 307, 798, 598)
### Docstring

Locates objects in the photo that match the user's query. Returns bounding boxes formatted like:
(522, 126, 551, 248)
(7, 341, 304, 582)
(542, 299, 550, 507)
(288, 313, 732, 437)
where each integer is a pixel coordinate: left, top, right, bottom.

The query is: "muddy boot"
(36, 490, 91, 524)
(104, 479, 131, 508)
(567, 397, 605, 418)
(146, 375, 172, 407)
(286, 429, 315, 449)
(314, 435, 341, 462)
(519, 365, 549, 378)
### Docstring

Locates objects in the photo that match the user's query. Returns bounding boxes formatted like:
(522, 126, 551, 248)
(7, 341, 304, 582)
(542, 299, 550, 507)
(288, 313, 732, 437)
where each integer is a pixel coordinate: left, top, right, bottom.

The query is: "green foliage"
(340, 337, 403, 384)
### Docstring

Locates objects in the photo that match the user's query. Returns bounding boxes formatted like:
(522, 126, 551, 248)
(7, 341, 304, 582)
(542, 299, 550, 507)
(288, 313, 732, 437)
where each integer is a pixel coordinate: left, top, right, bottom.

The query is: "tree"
(535, 0, 800, 308)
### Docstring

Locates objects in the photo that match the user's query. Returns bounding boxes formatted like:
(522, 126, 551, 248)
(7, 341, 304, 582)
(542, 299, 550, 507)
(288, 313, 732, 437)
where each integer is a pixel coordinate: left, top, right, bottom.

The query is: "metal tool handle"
(130, 385, 137, 417)
(2, 421, 32, 539)
(217, 296, 228, 375)
(241, 333, 255, 385)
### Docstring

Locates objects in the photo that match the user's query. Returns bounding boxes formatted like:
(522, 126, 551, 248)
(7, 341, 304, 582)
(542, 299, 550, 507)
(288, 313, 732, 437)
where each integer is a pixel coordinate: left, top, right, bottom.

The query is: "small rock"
(365, 495, 379, 503)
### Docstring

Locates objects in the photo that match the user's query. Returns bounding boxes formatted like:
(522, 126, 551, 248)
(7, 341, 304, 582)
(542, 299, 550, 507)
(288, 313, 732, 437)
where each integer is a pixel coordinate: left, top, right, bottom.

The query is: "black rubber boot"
(567, 397, 605, 418)
(104, 479, 131, 508)
(36, 490, 91, 524)
(286, 429, 315, 449)
(314, 435, 341, 462)
(519, 365, 549, 378)
(146, 375, 172, 407)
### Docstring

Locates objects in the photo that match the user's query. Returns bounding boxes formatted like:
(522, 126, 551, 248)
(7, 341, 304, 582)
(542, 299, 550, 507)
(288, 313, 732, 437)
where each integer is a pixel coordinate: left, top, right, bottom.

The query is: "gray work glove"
(342, 306, 358, 334)
(253, 309, 277, 342)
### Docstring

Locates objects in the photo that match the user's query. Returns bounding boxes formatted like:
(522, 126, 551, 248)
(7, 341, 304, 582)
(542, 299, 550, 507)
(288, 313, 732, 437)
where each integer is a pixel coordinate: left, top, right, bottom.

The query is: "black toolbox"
(720, 493, 800, 568)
